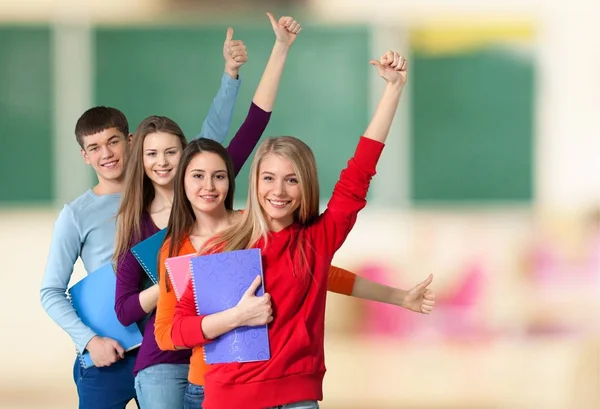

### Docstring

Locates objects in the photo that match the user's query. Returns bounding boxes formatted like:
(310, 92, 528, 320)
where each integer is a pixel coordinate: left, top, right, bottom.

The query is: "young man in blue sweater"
(40, 29, 247, 409)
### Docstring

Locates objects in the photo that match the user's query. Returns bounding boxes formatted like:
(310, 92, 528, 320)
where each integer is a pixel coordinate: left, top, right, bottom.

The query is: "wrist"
(229, 306, 244, 328)
(391, 288, 408, 308)
(384, 81, 404, 93)
(272, 41, 290, 55)
(224, 66, 239, 80)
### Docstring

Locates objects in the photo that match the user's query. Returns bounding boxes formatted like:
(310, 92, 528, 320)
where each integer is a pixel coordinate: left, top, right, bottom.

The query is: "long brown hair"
(113, 116, 187, 263)
(203, 137, 320, 260)
(166, 138, 236, 260)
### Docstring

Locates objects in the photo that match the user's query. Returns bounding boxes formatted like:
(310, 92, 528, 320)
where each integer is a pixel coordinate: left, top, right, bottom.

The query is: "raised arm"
(193, 28, 247, 142)
(312, 51, 408, 256)
(225, 14, 302, 175)
(363, 51, 407, 144)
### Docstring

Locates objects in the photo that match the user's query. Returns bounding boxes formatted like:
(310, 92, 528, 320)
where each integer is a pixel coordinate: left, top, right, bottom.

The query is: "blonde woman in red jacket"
(172, 50, 434, 409)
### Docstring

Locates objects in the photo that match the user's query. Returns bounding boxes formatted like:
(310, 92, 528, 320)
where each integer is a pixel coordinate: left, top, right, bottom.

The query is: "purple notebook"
(189, 248, 270, 364)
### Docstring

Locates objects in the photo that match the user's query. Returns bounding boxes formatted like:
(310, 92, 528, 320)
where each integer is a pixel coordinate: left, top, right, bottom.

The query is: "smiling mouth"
(267, 199, 291, 209)
(101, 160, 118, 169)
(154, 169, 172, 177)
(199, 195, 219, 202)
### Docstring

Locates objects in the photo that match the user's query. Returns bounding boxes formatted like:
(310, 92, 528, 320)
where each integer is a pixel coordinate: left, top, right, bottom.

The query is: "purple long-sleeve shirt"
(115, 102, 271, 375)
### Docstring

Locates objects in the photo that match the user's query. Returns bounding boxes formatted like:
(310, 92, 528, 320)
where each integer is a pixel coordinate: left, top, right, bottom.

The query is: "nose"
(158, 153, 169, 167)
(272, 180, 285, 196)
(100, 145, 114, 159)
(202, 176, 216, 191)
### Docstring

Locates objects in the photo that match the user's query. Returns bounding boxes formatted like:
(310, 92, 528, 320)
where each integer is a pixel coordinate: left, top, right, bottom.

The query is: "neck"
(265, 214, 294, 233)
(152, 182, 174, 207)
(93, 177, 123, 195)
(191, 207, 232, 236)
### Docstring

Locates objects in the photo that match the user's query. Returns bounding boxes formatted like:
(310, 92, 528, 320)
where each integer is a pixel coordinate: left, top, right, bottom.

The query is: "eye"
(192, 174, 203, 179)
(287, 177, 298, 184)
(89, 147, 98, 152)
(262, 176, 273, 182)
(214, 174, 226, 180)
(146, 152, 157, 157)
(110, 140, 119, 145)
(167, 150, 177, 155)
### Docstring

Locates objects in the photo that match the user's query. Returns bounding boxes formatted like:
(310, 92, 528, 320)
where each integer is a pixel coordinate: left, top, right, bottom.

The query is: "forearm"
(171, 307, 241, 349)
(200, 307, 242, 340)
(115, 259, 153, 325)
(138, 284, 159, 313)
(195, 71, 241, 142)
(363, 82, 403, 144)
(252, 41, 289, 112)
(351, 276, 407, 307)
(40, 286, 96, 353)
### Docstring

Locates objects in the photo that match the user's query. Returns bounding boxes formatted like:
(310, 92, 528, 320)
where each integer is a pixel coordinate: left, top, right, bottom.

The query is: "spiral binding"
(188, 257, 209, 362)
(189, 258, 201, 317)
(131, 249, 158, 285)
(165, 263, 182, 302)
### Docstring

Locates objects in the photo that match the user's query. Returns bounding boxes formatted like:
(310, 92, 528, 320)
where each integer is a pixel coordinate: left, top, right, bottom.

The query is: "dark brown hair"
(166, 138, 236, 260)
(75, 106, 129, 148)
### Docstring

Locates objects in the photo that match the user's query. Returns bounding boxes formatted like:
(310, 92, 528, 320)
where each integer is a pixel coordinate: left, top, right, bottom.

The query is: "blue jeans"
(268, 402, 319, 409)
(183, 382, 205, 409)
(73, 353, 138, 409)
(135, 363, 190, 409)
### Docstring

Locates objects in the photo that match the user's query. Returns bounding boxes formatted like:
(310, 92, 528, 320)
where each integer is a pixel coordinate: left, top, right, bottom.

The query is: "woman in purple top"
(112, 16, 302, 409)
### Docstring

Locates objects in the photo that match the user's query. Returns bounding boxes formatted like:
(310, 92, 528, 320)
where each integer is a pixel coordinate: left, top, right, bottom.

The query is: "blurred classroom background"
(2, 0, 600, 408)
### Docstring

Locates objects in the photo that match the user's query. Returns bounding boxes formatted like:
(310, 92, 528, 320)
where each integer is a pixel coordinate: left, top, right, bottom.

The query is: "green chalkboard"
(95, 24, 370, 203)
(410, 48, 534, 203)
(0, 26, 53, 203)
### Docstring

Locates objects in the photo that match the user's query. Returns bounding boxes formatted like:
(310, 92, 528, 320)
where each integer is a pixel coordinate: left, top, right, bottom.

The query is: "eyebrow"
(86, 135, 120, 150)
(260, 171, 297, 178)
(144, 146, 178, 152)
(189, 169, 227, 173)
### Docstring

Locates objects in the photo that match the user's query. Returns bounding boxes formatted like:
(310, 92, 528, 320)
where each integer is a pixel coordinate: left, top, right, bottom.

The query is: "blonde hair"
(203, 137, 320, 273)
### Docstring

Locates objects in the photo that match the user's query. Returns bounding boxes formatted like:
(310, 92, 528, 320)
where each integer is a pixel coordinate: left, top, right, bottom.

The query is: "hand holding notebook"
(68, 263, 143, 368)
(189, 248, 271, 364)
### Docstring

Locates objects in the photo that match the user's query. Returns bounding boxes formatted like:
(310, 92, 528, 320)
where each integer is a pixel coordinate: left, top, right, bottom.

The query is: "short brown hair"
(74, 106, 129, 148)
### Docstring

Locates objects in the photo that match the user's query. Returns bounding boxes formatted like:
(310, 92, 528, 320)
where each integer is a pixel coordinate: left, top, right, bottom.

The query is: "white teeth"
(155, 170, 171, 176)
(268, 199, 288, 206)
(102, 161, 117, 168)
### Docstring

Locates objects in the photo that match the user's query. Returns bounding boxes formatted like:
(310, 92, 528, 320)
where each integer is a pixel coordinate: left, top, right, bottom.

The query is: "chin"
(150, 177, 174, 187)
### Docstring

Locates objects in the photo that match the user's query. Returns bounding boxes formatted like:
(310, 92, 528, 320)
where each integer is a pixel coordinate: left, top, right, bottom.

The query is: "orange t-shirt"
(154, 235, 356, 386)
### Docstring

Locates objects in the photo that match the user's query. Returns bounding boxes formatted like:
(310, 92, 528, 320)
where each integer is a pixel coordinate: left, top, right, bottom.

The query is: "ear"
(127, 133, 133, 147)
(80, 148, 91, 165)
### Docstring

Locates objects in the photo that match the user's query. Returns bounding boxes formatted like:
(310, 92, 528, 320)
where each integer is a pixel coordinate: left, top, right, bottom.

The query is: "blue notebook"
(131, 228, 167, 284)
(190, 248, 270, 364)
(68, 263, 143, 369)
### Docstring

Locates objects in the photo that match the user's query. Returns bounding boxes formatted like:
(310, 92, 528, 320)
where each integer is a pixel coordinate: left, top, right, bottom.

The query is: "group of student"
(40, 12, 436, 409)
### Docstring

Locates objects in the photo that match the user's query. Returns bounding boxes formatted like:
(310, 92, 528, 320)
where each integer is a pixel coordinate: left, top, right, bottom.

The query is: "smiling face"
(183, 151, 230, 215)
(80, 127, 129, 183)
(257, 153, 302, 232)
(142, 131, 183, 188)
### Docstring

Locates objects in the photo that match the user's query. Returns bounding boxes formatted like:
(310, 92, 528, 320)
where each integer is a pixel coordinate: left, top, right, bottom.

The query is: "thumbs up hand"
(370, 50, 408, 87)
(401, 274, 436, 314)
(266, 12, 302, 47)
(223, 27, 248, 78)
